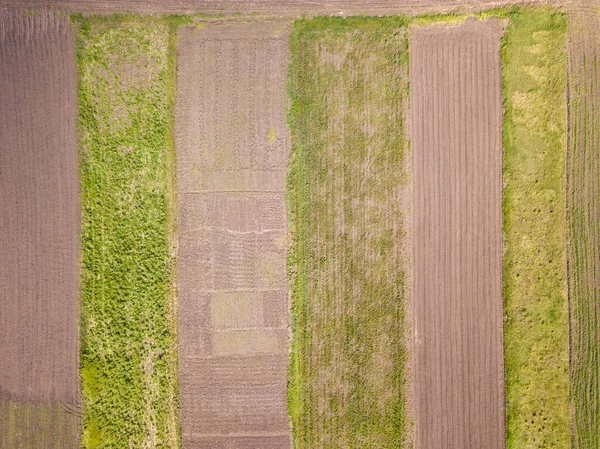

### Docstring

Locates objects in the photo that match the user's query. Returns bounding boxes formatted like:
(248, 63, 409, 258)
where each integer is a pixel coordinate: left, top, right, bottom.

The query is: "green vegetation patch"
(287, 16, 411, 449)
(74, 15, 187, 448)
(502, 8, 570, 448)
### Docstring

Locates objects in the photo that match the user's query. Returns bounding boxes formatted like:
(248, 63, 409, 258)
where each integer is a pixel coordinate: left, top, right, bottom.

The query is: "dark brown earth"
(175, 21, 291, 449)
(567, 9, 600, 449)
(0, 0, 573, 16)
(0, 11, 80, 448)
(410, 18, 505, 449)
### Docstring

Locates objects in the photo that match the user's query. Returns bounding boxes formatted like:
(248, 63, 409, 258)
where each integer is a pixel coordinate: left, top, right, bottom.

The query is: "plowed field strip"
(0, 11, 80, 447)
(502, 9, 570, 448)
(410, 18, 504, 449)
(175, 21, 291, 449)
(4, 0, 567, 16)
(288, 17, 411, 449)
(567, 9, 600, 448)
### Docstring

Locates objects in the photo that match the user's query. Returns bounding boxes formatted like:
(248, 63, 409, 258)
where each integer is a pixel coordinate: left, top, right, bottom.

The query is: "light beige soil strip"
(0, 11, 80, 448)
(409, 18, 505, 449)
(3, 0, 570, 17)
(175, 20, 291, 449)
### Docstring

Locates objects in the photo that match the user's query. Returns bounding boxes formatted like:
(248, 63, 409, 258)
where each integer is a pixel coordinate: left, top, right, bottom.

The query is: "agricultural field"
(567, 8, 600, 449)
(0, 3, 599, 449)
(410, 18, 505, 449)
(75, 16, 182, 448)
(2, 0, 571, 16)
(287, 17, 411, 448)
(175, 20, 291, 448)
(502, 9, 570, 448)
(0, 12, 80, 448)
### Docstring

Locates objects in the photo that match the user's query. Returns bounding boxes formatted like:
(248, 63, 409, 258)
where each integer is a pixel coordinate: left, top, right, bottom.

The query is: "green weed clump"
(74, 15, 186, 448)
(287, 16, 411, 449)
(502, 8, 570, 449)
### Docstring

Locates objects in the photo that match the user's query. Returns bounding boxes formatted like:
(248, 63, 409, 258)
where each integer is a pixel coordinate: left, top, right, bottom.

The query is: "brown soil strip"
(0, 11, 80, 447)
(2, 0, 570, 17)
(567, 8, 600, 448)
(175, 21, 291, 449)
(409, 18, 505, 449)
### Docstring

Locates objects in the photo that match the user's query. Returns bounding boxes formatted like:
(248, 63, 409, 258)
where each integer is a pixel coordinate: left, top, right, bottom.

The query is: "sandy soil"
(409, 18, 505, 449)
(1, 0, 575, 16)
(567, 9, 600, 448)
(175, 21, 291, 449)
(0, 11, 80, 447)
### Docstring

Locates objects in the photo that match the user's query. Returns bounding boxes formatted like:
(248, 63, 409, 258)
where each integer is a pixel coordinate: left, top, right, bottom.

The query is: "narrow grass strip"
(502, 8, 570, 448)
(287, 16, 411, 449)
(74, 15, 186, 448)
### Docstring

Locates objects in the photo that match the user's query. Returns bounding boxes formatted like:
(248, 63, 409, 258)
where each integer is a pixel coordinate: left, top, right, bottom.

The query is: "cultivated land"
(287, 17, 411, 449)
(567, 8, 600, 448)
(2, 5, 599, 449)
(410, 18, 505, 449)
(502, 8, 570, 448)
(0, 12, 80, 448)
(76, 16, 181, 448)
(175, 21, 291, 449)
(2, 0, 572, 17)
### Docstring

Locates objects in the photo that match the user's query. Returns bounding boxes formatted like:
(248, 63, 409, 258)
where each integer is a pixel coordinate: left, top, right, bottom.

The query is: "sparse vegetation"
(0, 402, 80, 448)
(501, 8, 570, 448)
(567, 10, 600, 448)
(287, 16, 411, 448)
(74, 15, 187, 448)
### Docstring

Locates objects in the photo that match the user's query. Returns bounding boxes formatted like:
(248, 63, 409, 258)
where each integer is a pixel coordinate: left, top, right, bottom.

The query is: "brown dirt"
(566, 8, 600, 448)
(409, 18, 505, 449)
(175, 21, 291, 449)
(0, 11, 80, 448)
(1, 0, 574, 17)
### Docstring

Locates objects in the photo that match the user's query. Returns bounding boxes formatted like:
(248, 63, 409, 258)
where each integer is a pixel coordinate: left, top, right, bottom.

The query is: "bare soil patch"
(176, 20, 291, 449)
(2, 0, 571, 17)
(0, 11, 80, 447)
(410, 18, 505, 449)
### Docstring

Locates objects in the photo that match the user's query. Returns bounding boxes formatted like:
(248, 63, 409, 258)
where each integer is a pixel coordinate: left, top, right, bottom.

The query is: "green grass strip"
(502, 8, 571, 448)
(287, 16, 411, 448)
(73, 15, 187, 448)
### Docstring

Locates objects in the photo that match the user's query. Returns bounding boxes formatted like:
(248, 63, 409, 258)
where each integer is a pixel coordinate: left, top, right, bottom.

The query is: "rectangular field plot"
(175, 21, 291, 449)
(287, 17, 411, 449)
(567, 9, 600, 448)
(410, 18, 505, 449)
(0, 12, 80, 448)
(502, 10, 569, 448)
(76, 17, 180, 447)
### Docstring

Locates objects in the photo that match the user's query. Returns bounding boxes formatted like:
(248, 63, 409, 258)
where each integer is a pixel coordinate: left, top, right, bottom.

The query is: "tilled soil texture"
(567, 9, 600, 448)
(176, 21, 291, 449)
(287, 17, 411, 449)
(2, 0, 571, 17)
(410, 19, 505, 449)
(0, 11, 80, 448)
